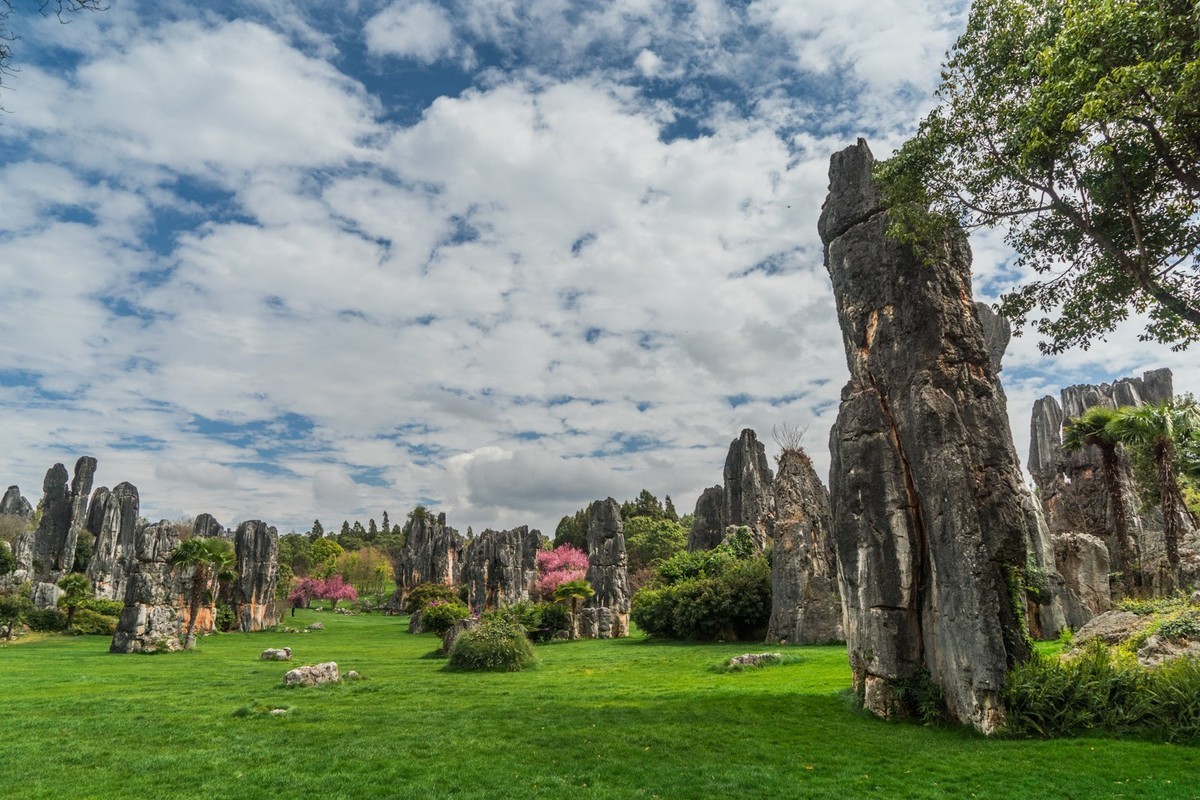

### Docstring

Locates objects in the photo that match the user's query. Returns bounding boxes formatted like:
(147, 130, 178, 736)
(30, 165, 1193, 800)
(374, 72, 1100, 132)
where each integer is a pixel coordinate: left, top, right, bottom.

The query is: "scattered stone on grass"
(260, 647, 292, 661)
(284, 662, 339, 687)
(306, 622, 324, 630)
(728, 652, 783, 668)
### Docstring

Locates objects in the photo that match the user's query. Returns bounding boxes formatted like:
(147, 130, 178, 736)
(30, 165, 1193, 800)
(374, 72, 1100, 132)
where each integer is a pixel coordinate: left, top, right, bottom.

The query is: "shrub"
(655, 548, 734, 585)
(447, 617, 537, 672)
(631, 556, 771, 641)
(536, 602, 571, 637)
(216, 603, 236, 632)
(1003, 639, 1200, 742)
(1157, 613, 1200, 642)
(404, 582, 457, 615)
(0, 591, 33, 638)
(79, 597, 124, 617)
(70, 608, 117, 635)
(420, 600, 470, 634)
(0, 541, 14, 576)
(26, 608, 67, 632)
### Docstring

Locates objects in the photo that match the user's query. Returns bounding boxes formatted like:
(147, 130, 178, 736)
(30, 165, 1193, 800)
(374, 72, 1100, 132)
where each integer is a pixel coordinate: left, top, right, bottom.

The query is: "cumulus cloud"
(2, 0, 1189, 539)
(365, 1, 457, 63)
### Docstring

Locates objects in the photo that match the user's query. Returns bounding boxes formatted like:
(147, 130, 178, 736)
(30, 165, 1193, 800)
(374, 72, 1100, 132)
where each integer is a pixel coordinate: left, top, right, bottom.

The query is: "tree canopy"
(877, 0, 1200, 353)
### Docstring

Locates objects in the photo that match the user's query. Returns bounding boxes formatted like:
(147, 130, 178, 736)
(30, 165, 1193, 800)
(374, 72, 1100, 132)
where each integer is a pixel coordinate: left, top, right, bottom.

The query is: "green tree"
(56, 573, 91, 630)
(340, 520, 351, 537)
(877, 0, 1200, 353)
(277, 533, 312, 576)
(552, 578, 594, 639)
(552, 508, 589, 550)
(309, 537, 344, 579)
(0, 541, 14, 576)
(367, 518, 378, 539)
(1062, 406, 1136, 588)
(624, 516, 688, 572)
(169, 537, 236, 649)
(1106, 398, 1200, 572)
(663, 495, 678, 522)
(381, 510, 390, 533)
(308, 519, 324, 541)
(0, 592, 33, 640)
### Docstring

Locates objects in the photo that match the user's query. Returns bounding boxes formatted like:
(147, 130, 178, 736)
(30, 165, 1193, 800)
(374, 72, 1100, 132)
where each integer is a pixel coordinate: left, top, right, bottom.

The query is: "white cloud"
(365, 1, 457, 63)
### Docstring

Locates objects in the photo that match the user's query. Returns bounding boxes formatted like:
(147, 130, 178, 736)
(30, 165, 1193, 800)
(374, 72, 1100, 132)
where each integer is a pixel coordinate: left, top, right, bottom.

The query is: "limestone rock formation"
(16, 457, 96, 582)
(110, 521, 216, 653)
(461, 526, 540, 610)
(230, 520, 280, 632)
(687, 429, 776, 552)
(1052, 532, 1112, 626)
(686, 486, 724, 551)
(1028, 368, 1194, 591)
(974, 302, 1011, 375)
(86, 482, 141, 602)
(723, 429, 775, 549)
(0, 485, 32, 518)
(393, 511, 464, 602)
(766, 448, 843, 645)
(820, 139, 1035, 734)
(261, 647, 292, 661)
(193, 513, 225, 540)
(580, 498, 630, 639)
(29, 581, 63, 610)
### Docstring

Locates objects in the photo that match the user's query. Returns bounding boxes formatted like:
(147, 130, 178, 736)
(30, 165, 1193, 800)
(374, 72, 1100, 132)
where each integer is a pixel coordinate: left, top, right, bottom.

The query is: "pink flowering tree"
(537, 544, 589, 598)
(318, 575, 358, 609)
(287, 577, 324, 609)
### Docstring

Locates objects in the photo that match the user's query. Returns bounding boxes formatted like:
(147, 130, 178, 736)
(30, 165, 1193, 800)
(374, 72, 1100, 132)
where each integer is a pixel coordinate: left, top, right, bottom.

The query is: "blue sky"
(2, 0, 1194, 535)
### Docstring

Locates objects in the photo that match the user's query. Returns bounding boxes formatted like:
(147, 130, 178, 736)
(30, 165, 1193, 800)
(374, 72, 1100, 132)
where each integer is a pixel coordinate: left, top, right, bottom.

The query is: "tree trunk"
(1157, 442, 1180, 571)
(1099, 445, 1136, 592)
(183, 568, 206, 649)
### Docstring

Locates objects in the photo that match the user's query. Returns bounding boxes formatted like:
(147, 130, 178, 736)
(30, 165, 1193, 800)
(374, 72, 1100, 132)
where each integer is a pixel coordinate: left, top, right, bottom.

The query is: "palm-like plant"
(1105, 399, 1200, 573)
(552, 578, 595, 640)
(170, 537, 236, 649)
(56, 573, 91, 630)
(1062, 406, 1135, 589)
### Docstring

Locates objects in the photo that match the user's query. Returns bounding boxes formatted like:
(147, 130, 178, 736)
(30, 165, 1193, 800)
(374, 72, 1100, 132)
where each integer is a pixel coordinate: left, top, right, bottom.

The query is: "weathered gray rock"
(230, 520, 280, 632)
(86, 482, 141, 602)
(0, 485, 32, 518)
(261, 647, 292, 661)
(1052, 532, 1111, 628)
(686, 486, 725, 551)
(110, 521, 215, 653)
(821, 139, 1033, 734)
(1068, 610, 1144, 651)
(766, 448, 843, 645)
(284, 662, 339, 687)
(18, 458, 96, 581)
(728, 652, 782, 668)
(1028, 368, 1194, 591)
(461, 526, 540, 610)
(30, 581, 63, 610)
(723, 429, 775, 549)
(193, 513, 225, 539)
(392, 512, 464, 603)
(581, 498, 630, 639)
(1136, 635, 1200, 668)
(974, 303, 1011, 375)
(83, 486, 110, 535)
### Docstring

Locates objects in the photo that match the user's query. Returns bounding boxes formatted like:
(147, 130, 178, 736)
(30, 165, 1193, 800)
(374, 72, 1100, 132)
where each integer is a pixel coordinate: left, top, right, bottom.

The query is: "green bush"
(79, 597, 124, 617)
(0, 591, 34, 636)
(536, 602, 571, 636)
(69, 608, 117, 636)
(655, 548, 734, 585)
(1004, 639, 1200, 742)
(404, 583, 457, 615)
(631, 557, 771, 641)
(26, 608, 67, 632)
(447, 617, 537, 672)
(0, 542, 14, 576)
(1156, 613, 1200, 642)
(420, 600, 470, 634)
(216, 603, 236, 632)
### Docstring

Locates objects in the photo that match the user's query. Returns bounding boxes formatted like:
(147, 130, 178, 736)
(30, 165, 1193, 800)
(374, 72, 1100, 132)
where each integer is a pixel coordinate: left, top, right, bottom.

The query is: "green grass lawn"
(2, 609, 1198, 799)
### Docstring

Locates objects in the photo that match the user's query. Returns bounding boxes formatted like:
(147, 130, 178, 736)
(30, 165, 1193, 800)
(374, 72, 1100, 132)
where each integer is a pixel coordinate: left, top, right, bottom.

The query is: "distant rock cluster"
(0, 456, 281, 653)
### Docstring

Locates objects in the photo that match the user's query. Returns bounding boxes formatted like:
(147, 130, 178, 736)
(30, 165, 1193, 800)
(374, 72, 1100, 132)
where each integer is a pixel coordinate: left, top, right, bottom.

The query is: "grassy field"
(2, 609, 1198, 800)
